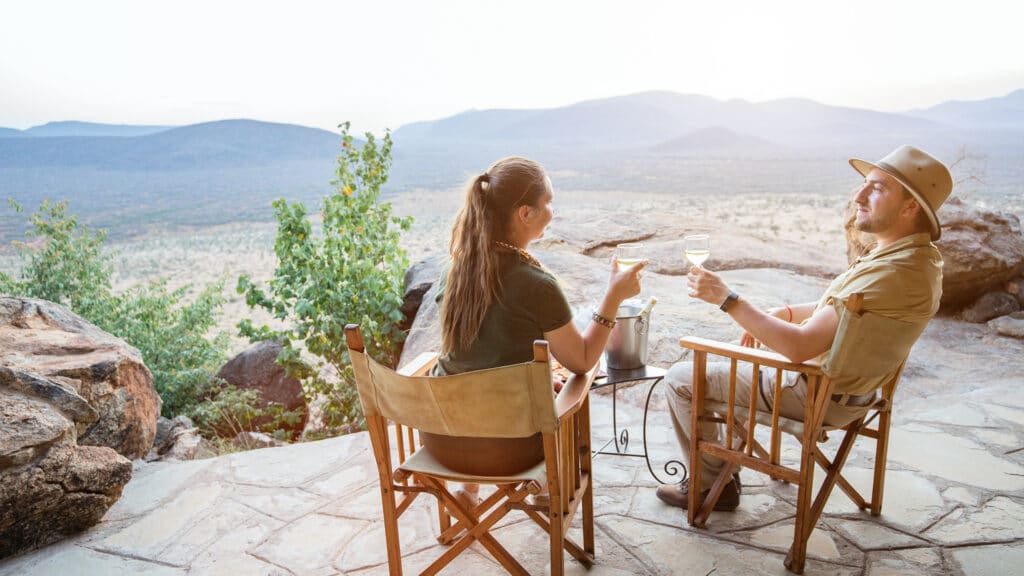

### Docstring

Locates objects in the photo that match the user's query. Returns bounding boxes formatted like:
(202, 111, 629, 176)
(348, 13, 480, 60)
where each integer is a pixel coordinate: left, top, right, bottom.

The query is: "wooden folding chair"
(345, 324, 597, 576)
(679, 293, 923, 574)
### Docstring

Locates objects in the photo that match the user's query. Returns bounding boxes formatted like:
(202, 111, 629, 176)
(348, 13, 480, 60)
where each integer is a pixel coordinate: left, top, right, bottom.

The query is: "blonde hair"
(441, 157, 549, 353)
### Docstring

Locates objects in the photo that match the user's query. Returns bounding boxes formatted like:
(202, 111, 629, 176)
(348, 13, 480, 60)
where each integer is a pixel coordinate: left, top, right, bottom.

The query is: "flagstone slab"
(745, 520, 845, 562)
(156, 500, 277, 567)
(103, 459, 215, 521)
(980, 402, 1024, 427)
(335, 507, 439, 572)
(948, 541, 1024, 576)
(318, 483, 435, 526)
(925, 496, 1024, 545)
(93, 481, 226, 563)
(591, 485, 637, 518)
(911, 403, 992, 427)
(303, 448, 378, 498)
(226, 435, 364, 487)
(346, 546, 501, 575)
(969, 427, 1019, 448)
(252, 513, 367, 574)
(865, 555, 942, 576)
(774, 468, 945, 532)
(600, 514, 859, 576)
(488, 516, 650, 575)
(706, 491, 796, 534)
(185, 512, 287, 576)
(626, 482, 686, 527)
(591, 456, 640, 487)
(893, 547, 944, 568)
(188, 553, 289, 576)
(887, 426, 1024, 491)
(227, 483, 327, 523)
(829, 519, 929, 550)
(0, 541, 184, 576)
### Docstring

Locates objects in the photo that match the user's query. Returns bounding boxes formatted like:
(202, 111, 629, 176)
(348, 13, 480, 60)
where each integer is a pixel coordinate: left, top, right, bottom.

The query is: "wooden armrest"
(398, 352, 439, 377)
(680, 336, 824, 376)
(556, 363, 598, 420)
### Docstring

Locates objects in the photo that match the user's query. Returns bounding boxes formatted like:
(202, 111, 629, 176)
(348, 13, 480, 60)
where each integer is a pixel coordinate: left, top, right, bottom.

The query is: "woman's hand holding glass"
(609, 255, 646, 303)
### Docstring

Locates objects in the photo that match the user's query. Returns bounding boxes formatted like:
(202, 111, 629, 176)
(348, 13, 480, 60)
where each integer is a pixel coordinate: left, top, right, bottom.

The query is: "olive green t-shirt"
(432, 252, 573, 376)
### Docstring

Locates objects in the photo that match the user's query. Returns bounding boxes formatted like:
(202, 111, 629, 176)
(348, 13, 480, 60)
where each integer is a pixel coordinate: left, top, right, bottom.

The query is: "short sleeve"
(522, 270, 573, 332)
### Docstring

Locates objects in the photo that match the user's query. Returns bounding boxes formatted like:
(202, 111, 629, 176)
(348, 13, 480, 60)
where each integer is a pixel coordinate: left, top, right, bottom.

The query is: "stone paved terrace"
(2, 377, 1024, 576)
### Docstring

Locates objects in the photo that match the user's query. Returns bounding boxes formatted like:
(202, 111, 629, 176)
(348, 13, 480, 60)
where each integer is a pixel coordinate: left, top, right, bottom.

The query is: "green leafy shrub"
(238, 122, 412, 432)
(1, 198, 229, 419)
(189, 382, 304, 442)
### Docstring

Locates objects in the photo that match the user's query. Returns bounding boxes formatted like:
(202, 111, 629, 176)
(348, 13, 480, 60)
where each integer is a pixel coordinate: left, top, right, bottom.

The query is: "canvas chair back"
(345, 325, 596, 576)
(350, 348, 558, 437)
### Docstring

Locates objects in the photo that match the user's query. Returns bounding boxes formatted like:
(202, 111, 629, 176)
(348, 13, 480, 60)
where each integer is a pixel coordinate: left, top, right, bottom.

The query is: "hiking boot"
(655, 474, 741, 511)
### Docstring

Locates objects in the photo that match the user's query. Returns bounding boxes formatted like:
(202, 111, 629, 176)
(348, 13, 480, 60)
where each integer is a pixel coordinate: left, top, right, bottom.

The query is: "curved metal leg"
(642, 377, 688, 485)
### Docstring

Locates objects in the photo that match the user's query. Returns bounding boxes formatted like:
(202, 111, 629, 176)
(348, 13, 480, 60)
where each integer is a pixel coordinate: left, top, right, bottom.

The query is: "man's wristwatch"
(720, 291, 740, 312)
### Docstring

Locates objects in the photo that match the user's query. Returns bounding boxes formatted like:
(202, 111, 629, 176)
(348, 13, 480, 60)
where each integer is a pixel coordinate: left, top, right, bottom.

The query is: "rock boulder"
(215, 340, 308, 435)
(962, 292, 1021, 324)
(0, 297, 160, 459)
(1, 366, 132, 558)
(845, 198, 1024, 311)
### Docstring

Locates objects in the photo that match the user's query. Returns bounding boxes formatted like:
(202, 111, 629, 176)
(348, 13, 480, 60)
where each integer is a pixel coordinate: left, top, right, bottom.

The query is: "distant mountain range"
(5, 121, 174, 138)
(1, 90, 1021, 242)
(0, 119, 339, 169)
(392, 89, 1024, 157)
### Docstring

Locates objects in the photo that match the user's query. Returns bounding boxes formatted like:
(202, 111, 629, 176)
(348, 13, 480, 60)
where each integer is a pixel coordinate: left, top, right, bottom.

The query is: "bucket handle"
(635, 314, 649, 335)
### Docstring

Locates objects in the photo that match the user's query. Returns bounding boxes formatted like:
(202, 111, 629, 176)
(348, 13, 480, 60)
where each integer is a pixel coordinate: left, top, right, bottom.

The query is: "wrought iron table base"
(592, 364, 687, 485)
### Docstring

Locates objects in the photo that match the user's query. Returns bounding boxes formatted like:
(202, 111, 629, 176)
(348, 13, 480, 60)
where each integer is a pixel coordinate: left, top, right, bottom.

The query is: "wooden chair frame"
(681, 294, 904, 574)
(346, 324, 597, 576)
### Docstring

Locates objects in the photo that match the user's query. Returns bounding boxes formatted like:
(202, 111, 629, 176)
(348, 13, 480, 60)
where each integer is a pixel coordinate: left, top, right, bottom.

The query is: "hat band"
(876, 160, 932, 210)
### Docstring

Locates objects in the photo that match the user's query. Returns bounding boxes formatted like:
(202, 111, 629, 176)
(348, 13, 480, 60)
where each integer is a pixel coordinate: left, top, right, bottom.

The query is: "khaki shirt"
(812, 233, 943, 395)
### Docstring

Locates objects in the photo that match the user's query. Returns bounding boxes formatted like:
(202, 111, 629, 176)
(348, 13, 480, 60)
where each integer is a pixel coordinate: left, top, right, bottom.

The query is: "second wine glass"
(684, 234, 710, 268)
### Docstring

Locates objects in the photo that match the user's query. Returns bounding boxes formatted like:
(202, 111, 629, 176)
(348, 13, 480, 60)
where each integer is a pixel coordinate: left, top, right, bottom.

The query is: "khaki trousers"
(664, 361, 873, 490)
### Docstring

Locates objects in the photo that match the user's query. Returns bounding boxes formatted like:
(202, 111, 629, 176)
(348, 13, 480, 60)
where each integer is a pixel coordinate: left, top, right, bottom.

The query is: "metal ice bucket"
(605, 302, 650, 370)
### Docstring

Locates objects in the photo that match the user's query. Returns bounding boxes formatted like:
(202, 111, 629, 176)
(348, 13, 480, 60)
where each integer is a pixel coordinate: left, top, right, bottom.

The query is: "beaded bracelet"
(592, 311, 616, 328)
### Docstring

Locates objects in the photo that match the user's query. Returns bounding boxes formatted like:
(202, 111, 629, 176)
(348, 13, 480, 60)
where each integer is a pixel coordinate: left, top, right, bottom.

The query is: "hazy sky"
(3, 0, 1022, 133)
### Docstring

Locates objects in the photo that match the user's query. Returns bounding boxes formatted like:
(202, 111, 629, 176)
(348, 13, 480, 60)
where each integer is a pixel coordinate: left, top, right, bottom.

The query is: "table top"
(593, 357, 666, 389)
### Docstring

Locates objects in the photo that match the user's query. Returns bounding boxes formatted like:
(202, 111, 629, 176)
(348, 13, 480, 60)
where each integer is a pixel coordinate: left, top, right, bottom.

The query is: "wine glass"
(615, 242, 644, 269)
(616, 242, 644, 306)
(684, 234, 710, 268)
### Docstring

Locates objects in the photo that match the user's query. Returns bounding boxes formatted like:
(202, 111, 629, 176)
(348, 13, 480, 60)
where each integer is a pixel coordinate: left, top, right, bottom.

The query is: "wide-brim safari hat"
(849, 145, 953, 241)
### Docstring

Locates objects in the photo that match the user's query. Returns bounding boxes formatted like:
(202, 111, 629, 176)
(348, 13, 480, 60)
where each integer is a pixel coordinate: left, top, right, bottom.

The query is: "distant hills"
(907, 89, 1024, 131)
(0, 119, 339, 169)
(13, 121, 174, 138)
(1, 90, 1021, 242)
(392, 89, 1024, 158)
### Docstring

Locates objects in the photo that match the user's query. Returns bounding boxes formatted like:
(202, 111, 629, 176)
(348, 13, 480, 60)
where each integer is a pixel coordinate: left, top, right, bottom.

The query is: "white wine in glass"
(616, 243, 644, 269)
(684, 234, 710, 267)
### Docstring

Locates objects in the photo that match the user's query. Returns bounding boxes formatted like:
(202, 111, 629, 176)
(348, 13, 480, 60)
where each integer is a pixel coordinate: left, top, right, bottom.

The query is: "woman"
(423, 156, 645, 505)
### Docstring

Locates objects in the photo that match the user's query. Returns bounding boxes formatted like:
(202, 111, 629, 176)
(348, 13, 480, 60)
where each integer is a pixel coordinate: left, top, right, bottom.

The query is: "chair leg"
(785, 414, 820, 573)
(688, 351, 708, 526)
(380, 484, 404, 576)
(579, 402, 596, 557)
(872, 410, 893, 516)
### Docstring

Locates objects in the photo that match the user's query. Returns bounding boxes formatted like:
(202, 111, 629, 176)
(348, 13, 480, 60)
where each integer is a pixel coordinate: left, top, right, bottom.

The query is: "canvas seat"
(345, 324, 597, 576)
(680, 293, 920, 574)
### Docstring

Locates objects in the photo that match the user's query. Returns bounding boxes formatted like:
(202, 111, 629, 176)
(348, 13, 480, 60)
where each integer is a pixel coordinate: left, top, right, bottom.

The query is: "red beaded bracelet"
(591, 311, 616, 328)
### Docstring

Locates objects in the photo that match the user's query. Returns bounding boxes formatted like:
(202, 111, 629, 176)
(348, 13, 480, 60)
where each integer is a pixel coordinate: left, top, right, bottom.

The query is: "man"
(656, 145, 951, 510)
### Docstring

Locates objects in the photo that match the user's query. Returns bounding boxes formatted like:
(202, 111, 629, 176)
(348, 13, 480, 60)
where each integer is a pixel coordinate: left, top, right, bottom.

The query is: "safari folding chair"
(345, 324, 597, 576)
(679, 294, 923, 574)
